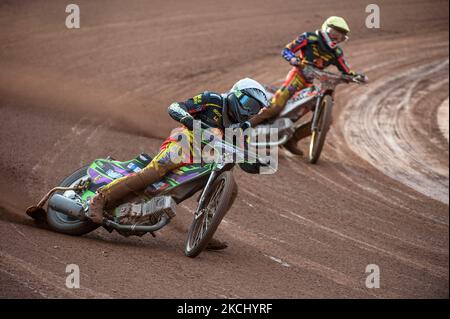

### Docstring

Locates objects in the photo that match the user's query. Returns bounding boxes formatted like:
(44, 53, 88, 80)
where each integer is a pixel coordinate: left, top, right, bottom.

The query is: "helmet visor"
(244, 88, 269, 107)
(238, 93, 264, 117)
(327, 27, 349, 43)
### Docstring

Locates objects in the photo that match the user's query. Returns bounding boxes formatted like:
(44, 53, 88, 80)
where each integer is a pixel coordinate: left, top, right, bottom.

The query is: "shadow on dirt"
(0, 63, 168, 141)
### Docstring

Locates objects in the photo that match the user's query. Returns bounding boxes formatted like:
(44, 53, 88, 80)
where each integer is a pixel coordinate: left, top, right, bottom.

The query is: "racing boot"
(206, 238, 228, 250)
(88, 165, 163, 224)
(284, 121, 313, 156)
(284, 139, 304, 156)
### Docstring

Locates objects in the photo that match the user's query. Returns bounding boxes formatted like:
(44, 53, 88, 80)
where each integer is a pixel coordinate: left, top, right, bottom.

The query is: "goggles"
(238, 93, 264, 116)
(327, 27, 349, 43)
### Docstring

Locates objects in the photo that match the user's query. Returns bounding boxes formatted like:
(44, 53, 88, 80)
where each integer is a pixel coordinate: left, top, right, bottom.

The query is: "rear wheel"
(185, 171, 237, 258)
(47, 165, 99, 235)
(309, 95, 333, 164)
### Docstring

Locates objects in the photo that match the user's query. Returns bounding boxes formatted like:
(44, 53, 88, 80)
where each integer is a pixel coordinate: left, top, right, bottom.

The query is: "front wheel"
(309, 95, 333, 164)
(46, 165, 100, 236)
(185, 171, 237, 258)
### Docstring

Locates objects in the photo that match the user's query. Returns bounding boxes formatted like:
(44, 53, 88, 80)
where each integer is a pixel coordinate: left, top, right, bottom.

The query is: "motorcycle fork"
(311, 94, 325, 132)
(311, 95, 323, 132)
(194, 168, 220, 219)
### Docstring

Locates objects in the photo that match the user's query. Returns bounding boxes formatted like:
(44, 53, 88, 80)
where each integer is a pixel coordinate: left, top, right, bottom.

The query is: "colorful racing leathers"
(133, 91, 226, 182)
(88, 91, 227, 223)
(250, 30, 355, 127)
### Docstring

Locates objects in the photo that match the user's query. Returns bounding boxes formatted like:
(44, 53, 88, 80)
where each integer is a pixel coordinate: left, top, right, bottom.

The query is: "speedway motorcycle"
(254, 64, 367, 163)
(27, 135, 263, 258)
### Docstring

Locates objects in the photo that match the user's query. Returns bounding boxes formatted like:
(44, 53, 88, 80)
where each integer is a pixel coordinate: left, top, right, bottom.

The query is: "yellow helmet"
(321, 16, 350, 34)
(320, 16, 350, 49)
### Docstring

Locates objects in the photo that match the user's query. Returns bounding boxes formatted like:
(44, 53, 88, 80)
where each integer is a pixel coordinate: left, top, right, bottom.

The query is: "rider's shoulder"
(200, 91, 223, 105)
(300, 31, 319, 42)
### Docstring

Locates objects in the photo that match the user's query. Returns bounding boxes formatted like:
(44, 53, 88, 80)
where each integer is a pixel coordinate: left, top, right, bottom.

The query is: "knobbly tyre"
(26, 134, 266, 258)
(255, 64, 367, 163)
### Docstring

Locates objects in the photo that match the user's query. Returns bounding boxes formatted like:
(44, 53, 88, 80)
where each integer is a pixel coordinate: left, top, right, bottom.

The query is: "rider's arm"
(333, 47, 356, 76)
(168, 92, 221, 130)
(248, 106, 282, 128)
(168, 102, 196, 130)
(281, 32, 309, 62)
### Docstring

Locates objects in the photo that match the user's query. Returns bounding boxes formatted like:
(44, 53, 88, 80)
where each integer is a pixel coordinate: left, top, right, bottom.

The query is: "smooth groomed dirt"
(0, 0, 448, 298)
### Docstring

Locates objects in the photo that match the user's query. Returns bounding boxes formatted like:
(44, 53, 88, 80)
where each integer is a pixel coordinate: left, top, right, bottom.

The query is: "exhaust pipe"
(103, 216, 170, 233)
(48, 194, 87, 220)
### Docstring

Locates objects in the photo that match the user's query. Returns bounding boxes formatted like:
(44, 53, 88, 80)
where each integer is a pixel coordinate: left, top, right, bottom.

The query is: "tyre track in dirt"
(343, 56, 449, 204)
(0, 0, 448, 298)
(437, 98, 449, 142)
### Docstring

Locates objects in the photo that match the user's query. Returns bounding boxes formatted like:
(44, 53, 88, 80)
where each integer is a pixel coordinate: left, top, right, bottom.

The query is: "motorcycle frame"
(257, 66, 357, 146)
(104, 138, 250, 234)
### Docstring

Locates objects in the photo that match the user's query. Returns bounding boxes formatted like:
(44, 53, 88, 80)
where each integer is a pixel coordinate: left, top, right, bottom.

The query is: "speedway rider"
(250, 16, 368, 155)
(87, 78, 269, 249)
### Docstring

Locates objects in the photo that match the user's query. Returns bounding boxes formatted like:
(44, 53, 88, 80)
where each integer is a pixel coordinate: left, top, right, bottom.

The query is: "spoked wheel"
(309, 95, 333, 164)
(185, 171, 237, 258)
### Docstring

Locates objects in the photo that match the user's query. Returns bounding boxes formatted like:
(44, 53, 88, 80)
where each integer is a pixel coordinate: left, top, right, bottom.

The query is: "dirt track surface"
(0, 0, 448, 298)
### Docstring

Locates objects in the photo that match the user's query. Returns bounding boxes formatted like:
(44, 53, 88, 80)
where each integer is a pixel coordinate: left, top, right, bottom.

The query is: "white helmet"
(226, 78, 269, 124)
(231, 78, 269, 107)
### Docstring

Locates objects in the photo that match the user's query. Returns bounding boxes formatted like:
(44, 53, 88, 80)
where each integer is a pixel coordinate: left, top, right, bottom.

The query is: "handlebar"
(300, 63, 367, 84)
(198, 123, 267, 167)
(213, 135, 264, 166)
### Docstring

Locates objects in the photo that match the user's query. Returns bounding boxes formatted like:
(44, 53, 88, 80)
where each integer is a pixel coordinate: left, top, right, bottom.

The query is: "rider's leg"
(88, 126, 228, 250)
(250, 67, 309, 127)
(88, 128, 192, 224)
(272, 67, 308, 107)
(294, 121, 313, 140)
(275, 68, 310, 155)
(284, 121, 312, 156)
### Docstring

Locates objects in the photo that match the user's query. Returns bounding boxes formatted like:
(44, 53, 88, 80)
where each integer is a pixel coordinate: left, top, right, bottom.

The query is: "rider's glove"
(349, 71, 369, 82)
(289, 57, 301, 66)
(344, 72, 368, 83)
(180, 115, 195, 131)
(354, 72, 368, 83)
